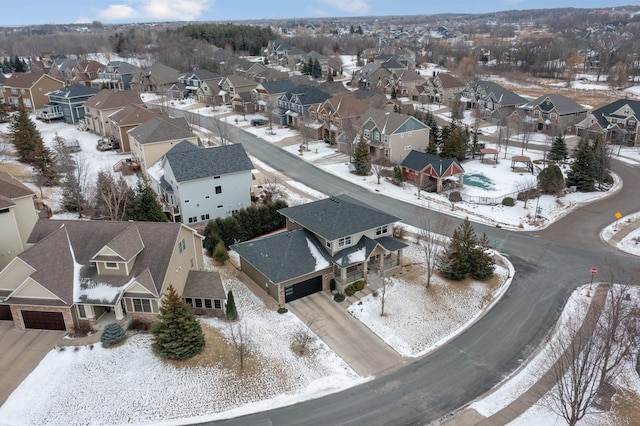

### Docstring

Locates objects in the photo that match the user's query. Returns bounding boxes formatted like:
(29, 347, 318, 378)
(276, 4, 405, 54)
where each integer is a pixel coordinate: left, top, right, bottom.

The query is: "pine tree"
(352, 134, 371, 176)
(440, 127, 467, 161)
(470, 233, 495, 280)
(391, 87, 397, 99)
(392, 165, 404, 184)
(151, 285, 205, 360)
(32, 143, 60, 187)
(566, 138, 596, 191)
(548, 135, 568, 162)
(538, 163, 565, 196)
(13, 55, 24, 72)
(312, 58, 322, 78)
(61, 172, 86, 215)
(438, 218, 492, 281)
(213, 241, 230, 264)
(101, 322, 126, 347)
(127, 179, 167, 222)
(8, 101, 43, 164)
(225, 290, 238, 321)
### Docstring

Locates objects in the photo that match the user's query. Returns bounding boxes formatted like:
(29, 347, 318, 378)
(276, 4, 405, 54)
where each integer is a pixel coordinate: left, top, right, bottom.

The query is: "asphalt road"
(167, 108, 640, 425)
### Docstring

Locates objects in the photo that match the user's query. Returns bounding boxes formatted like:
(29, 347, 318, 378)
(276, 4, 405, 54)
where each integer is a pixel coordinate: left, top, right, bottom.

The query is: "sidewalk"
(442, 284, 609, 426)
(605, 215, 640, 246)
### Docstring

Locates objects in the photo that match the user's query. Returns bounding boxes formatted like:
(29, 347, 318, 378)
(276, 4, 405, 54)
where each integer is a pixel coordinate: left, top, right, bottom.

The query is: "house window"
(23, 99, 31, 108)
(188, 217, 194, 223)
(215, 186, 222, 194)
(534, 110, 540, 117)
(628, 120, 636, 128)
(190, 257, 195, 268)
(205, 196, 210, 199)
(185, 199, 190, 203)
(326, 240, 331, 248)
(338, 236, 352, 248)
(550, 113, 558, 121)
(375, 132, 380, 141)
(364, 130, 370, 138)
(105, 262, 118, 269)
(384, 135, 389, 142)
(191, 216, 197, 223)
(214, 299, 222, 309)
(231, 209, 238, 215)
(201, 214, 210, 221)
(204, 299, 212, 309)
(195, 299, 203, 308)
(20, 89, 25, 95)
(322, 114, 328, 121)
(178, 238, 186, 254)
(77, 304, 87, 319)
(11, 88, 17, 95)
(185, 298, 193, 306)
(132, 298, 152, 313)
(376, 225, 388, 236)
(217, 205, 223, 208)
(285, 286, 294, 297)
(385, 149, 389, 157)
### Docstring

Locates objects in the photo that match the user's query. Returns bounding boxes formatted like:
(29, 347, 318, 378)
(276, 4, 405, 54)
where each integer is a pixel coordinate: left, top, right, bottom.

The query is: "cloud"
(322, 0, 370, 14)
(96, 0, 212, 22)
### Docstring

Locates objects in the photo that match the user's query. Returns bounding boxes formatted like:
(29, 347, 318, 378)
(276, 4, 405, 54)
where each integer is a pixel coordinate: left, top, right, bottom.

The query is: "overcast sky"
(3, 0, 637, 26)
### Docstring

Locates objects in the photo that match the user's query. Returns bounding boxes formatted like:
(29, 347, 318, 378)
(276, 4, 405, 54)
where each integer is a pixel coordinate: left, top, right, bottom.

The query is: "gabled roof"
(224, 74, 257, 88)
(359, 109, 428, 134)
(141, 63, 183, 86)
(285, 84, 332, 106)
(84, 89, 142, 110)
(180, 69, 220, 81)
(47, 84, 100, 100)
(318, 92, 371, 118)
(583, 99, 640, 128)
(128, 116, 193, 144)
(93, 224, 145, 262)
(469, 80, 526, 107)
(400, 150, 464, 177)
(103, 61, 141, 75)
(278, 194, 401, 241)
(109, 104, 166, 127)
(435, 73, 465, 89)
(164, 141, 253, 182)
(79, 59, 104, 73)
(3, 73, 62, 89)
(21, 220, 186, 305)
(232, 228, 333, 284)
(0, 171, 34, 200)
(183, 271, 226, 300)
(521, 94, 586, 115)
(259, 79, 296, 95)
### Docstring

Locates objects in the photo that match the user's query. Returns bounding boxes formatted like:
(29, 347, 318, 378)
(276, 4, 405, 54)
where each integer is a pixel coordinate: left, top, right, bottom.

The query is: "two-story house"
(351, 63, 392, 90)
(417, 73, 466, 106)
(308, 92, 371, 143)
(195, 76, 225, 106)
(129, 116, 198, 174)
(178, 69, 221, 98)
(83, 89, 143, 136)
(457, 80, 527, 122)
(576, 99, 640, 146)
(148, 141, 253, 224)
(232, 194, 407, 306)
(219, 75, 258, 105)
(275, 85, 331, 127)
(0, 220, 226, 332)
(37, 84, 100, 124)
(2, 73, 64, 111)
(108, 104, 168, 152)
(357, 109, 431, 163)
(252, 79, 296, 113)
(0, 172, 39, 271)
(519, 94, 587, 135)
(130, 62, 182, 94)
(91, 61, 142, 91)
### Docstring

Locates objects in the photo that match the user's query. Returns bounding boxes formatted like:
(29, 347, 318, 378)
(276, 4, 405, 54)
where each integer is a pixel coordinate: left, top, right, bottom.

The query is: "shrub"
(101, 323, 126, 347)
(128, 318, 152, 332)
(344, 284, 356, 297)
(71, 323, 93, 337)
(329, 279, 336, 291)
(333, 293, 345, 302)
(393, 225, 405, 240)
(277, 307, 288, 314)
(212, 241, 229, 264)
(502, 197, 515, 206)
(354, 280, 365, 291)
(517, 188, 539, 201)
(449, 191, 462, 202)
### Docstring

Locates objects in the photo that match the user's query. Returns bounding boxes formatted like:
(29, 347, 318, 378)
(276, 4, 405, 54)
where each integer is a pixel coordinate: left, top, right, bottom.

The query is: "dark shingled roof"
(400, 150, 464, 176)
(588, 99, 640, 128)
(278, 194, 401, 241)
(183, 271, 227, 300)
(164, 141, 253, 182)
(47, 84, 100, 99)
(128, 116, 193, 144)
(259, 79, 296, 95)
(0, 171, 34, 200)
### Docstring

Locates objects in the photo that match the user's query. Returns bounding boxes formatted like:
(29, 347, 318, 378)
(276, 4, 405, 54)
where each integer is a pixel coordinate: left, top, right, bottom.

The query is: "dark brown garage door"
(0, 305, 12, 321)
(21, 311, 66, 331)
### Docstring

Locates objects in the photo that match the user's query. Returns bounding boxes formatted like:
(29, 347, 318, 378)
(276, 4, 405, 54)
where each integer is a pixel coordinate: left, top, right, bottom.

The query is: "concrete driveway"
(0, 321, 64, 406)
(287, 292, 404, 377)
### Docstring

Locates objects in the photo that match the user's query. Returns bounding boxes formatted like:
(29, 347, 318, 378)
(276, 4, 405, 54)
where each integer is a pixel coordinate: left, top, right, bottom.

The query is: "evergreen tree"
(0, 102, 7, 122)
(101, 323, 126, 347)
(327, 71, 334, 81)
(127, 179, 167, 222)
(390, 87, 397, 99)
(152, 285, 205, 360)
(470, 233, 495, 280)
(439, 218, 493, 281)
(212, 241, 230, 264)
(8, 101, 43, 164)
(352, 134, 371, 176)
(13, 55, 24, 72)
(392, 165, 404, 184)
(538, 163, 565, 196)
(566, 138, 596, 191)
(225, 290, 238, 321)
(61, 172, 86, 215)
(548, 134, 568, 162)
(312, 58, 322, 78)
(440, 126, 467, 161)
(32, 143, 60, 187)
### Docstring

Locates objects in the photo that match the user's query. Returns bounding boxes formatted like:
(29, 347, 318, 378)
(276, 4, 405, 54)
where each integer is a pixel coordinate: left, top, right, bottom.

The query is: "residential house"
(108, 104, 168, 152)
(232, 194, 407, 306)
(178, 69, 221, 98)
(252, 79, 296, 113)
(357, 109, 431, 163)
(297, 51, 329, 75)
(234, 61, 288, 83)
(195, 76, 225, 106)
(148, 141, 253, 224)
(83, 89, 143, 136)
(381, 69, 426, 98)
(69, 60, 104, 86)
(351, 63, 392, 90)
(0, 220, 226, 332)
(2, 73, 64, 111)
(129, 116, 197, 174)
(219, 75, 258, 105)
(308, 92, 372, 143)
(457, 80, 527, 122)
(130, 63, 182, 94)
(519, 94, 587, 134)
(576, 99, 640, 146)
(400, 150, 465, 194)
(37, 84, 100, 124)
(232, 91, 255, 114)
(91, 61, 142, 91)
(416, 73, 465, 106)
(0, 172, 38, 270)
(275, 85, 331, 127)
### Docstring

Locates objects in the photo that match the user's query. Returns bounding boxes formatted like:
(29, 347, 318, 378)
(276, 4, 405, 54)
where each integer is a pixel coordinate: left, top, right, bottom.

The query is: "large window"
(215, 186, 222, 194)
(178, 238, 186, 254)
(338, 236, 352, 248)
(375, 225, 388, 236)
(132, 298, 152, 313)
(77, 304, 87, 319)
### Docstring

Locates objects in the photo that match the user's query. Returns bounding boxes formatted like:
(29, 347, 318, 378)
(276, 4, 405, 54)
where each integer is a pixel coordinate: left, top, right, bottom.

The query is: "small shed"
(400, 150, 464, 194)
(479, 148, 499, 164)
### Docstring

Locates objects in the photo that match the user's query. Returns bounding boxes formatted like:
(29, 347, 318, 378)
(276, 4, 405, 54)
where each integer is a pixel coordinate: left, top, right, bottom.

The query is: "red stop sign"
(590, 267, 598, 275)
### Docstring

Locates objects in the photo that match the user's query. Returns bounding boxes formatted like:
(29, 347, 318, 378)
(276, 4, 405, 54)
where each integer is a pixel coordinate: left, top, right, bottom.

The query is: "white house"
(148, 141, 254, 224)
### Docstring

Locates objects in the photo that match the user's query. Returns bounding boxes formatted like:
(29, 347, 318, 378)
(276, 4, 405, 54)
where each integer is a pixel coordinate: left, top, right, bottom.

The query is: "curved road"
(168, 109, 640, 425)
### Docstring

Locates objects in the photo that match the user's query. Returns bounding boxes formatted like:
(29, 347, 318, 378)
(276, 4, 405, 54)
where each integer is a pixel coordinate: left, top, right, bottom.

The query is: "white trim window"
(105, 262, 119, 269)
(132, 298, 153, 313)
(376, 225, 389, 236)
(178, 238, 186, 254)
(77, 304, 87, 319)
(338, 236, 352, 248)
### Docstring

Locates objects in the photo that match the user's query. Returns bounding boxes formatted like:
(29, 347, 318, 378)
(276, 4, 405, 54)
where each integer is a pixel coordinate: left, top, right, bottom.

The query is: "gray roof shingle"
(128, 116, 193, 144)
(164, 141, 253, 182)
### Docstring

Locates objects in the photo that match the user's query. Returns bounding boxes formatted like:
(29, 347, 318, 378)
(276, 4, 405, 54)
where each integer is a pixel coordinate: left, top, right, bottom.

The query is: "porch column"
(363, 259, 369, 283)
(115, 303, 124, 320)
(436, 177, 443, 193)
(340, 267, 347, 285)
(458, 173, 464, 188)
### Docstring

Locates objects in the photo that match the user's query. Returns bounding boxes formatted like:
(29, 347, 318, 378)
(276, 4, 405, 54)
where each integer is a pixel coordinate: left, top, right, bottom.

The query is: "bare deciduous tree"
(291, 318, 316, 355)
(371, 157, 394, 184)
(259, 176, 287, 204)
(0, 132, 13, 164)
(514, 178, 538, 208)
(417, 208, 451, 287)
(212, 117, 230, 145)
(94, 170, 133, 221)
(228, 320, 251, 370)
